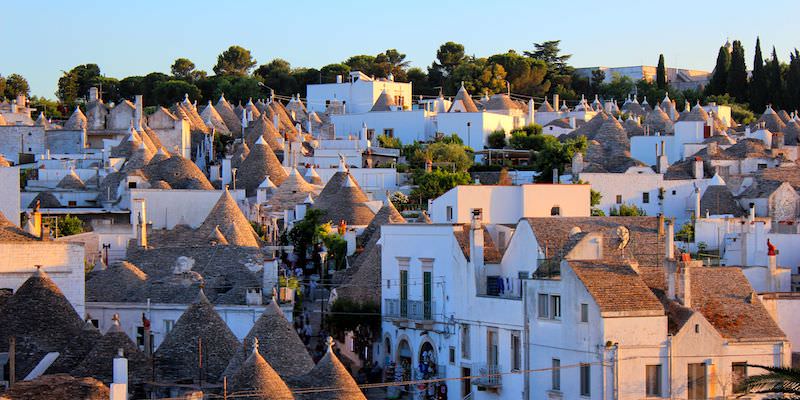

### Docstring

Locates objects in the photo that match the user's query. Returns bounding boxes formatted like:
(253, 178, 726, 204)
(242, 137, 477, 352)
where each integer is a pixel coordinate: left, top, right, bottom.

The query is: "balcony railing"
(472, 363, 502, 388)
(533, 258, 560, 279)
(478, 276, 522, 299)
(384, 299, 436, 321)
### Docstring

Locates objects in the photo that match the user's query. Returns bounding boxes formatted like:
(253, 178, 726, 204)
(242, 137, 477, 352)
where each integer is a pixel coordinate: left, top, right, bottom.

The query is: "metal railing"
(478, 276, 522, 299)
(533, 258, 561, 279)
(472, 363, 502, 387)
(384, 299, 436, 321)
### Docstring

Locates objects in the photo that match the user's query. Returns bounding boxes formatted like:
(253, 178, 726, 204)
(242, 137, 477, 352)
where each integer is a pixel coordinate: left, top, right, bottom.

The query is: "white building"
(306, 71, 412, 115)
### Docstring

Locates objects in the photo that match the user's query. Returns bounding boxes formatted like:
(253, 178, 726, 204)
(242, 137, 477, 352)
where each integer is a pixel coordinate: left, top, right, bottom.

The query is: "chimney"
(41, 223, 51, 240)
(134, 95, 143, 131)
(133, 198, 147, 248)
(694, 187, 701, 220)
(10, 100, 17, 113)
(658, 214, 665, 237)
(693, 157, 703, 179)
(110, 348, 128, 400)
(527, 100, 535, 125)
(469, 209, 484, 270)
(336, 75, 343, 83)
(680, 262, 692, 308)
(767, 239, 778, 291)
(553, 94, 560, 113)
(665, 218, 675, 260)
(657, 141, 668, 173)
(246, 288, 263, 305)
(748, 203, 755, 223)
(89, 87, 99, 103)
(569, 117, 576, 129)
(273, 114, 280, 130)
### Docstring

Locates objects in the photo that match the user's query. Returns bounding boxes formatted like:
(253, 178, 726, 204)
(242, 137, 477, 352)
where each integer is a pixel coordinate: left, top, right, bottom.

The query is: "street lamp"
(257, 82, 275, 101)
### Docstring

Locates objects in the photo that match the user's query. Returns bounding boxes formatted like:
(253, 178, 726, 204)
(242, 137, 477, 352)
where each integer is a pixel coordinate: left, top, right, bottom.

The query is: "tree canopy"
(213, 45, 257, 76)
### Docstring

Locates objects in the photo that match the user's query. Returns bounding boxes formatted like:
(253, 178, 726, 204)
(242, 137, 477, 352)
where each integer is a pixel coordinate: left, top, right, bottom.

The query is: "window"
(449, 347, 456, 364)
(551, 359, 561, 390)
(550, 295, 561, 320)
(486, 328, 499, 366)
(758, 163, 768, 169)
(400, 270, 408, 318)
(136, 326, 145, 347)
(366, 128, 375, 141)
(510, 331, 521, 371)
(580, 364, 591, 396)
(128, 181, 137, 189)
(423, 271, 432, 320)
(695, 324, 700, 333)
(538, 293, 549, 318)
(461, 324, 470, 359)
(383, 128, 394, 138)
(90, 319, 99, 328)
(732, 363, 747, 394)
(550, 206, 561, 216)
(446, 206, 453, 221)
(164, 319, 175, 334)
(616, 195, 622, 204)
(672, 190, 677, 195)
(642, 192, 650, 203)
(646, 364, 662, 397)
(580, 303, 589, 323)
(687, 363, 707, 400)
(498, 231, 507, 252)
(68, 201, 77, 207)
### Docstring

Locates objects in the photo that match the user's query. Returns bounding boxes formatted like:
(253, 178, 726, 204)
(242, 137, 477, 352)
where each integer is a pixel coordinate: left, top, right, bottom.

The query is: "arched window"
(550, 206, 561, 216)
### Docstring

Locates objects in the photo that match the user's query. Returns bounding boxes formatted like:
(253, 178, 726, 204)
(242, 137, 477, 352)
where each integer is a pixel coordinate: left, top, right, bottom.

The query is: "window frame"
(551, 358, 561, 391)
(642, 192, 650, 204)
(580, 303, 589, 323)
(550, 295, 561, 320)
(732, 362, 747, 394)
(537, 293, 549, 319)
(615, 194, 623, 204)
(580, 363, 591, 396)
(510, 331, 521, 371)
(646, 364, 662, 397)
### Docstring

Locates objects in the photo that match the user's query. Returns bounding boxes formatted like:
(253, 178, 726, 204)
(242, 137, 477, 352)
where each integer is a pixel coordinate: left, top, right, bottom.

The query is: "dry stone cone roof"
(678, 103, 709, 122)
(266, 168, 318, 213)
(72, 316, 151, 384)
(86, 261, 148, 302)
(594, 117, 630, 155)
(784, 119, 800, 145)
(231, 141, 251, 169)
(150, 147, 171, 164)
(370, 90, 396, 112)
(238, 136, 288, 196)
(228, 337, 294, 400)
(303, 166, 322, 185)
(0, 374, 109, 400)
(110, 128, 143, 158)
(200, 101, 232, 135)
(314, 174, 375, 226)
(0, 268, 86, 381)
(777, 109, 792, 124)
(57, 169, 87, 190)
(565, 111, 609, 140)
(197, 189, 261, 247)
(64, 106, 87, 130)
(484, 93, 520, 111)
(755, 105, 787, 133)
(245, 113, 283, 151)
(122, 142, 155, 173)
(141, 155, 214, 190)
(47, 319, 103, 374)
(216, 94, 243, 133)
(246, 98, 262, 120)
(450, 85, 478, 112)
(298, 337, 366, 400)
(154, 289, 241, 383)
(225, 300, 314, 379)
(537, 99, 554, 112)
(644, 104, 674, 134)
(623, 116, 644, 136)
(359, 200, 405, 246)
(270, 101, 300, 138)
(28, 192, 61, 209)
(0, 211, 39, 241)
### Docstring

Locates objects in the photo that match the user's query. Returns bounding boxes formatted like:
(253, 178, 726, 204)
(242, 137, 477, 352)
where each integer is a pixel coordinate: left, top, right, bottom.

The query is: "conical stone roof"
(370, 90, 396, 112)
(216, 95, 243, 133)
(644, 105, 674, 134)
(314, 174, 375, 225)
(72, 316, 151, 384)
(200, 101, 231, 135)
(154, 289, 241, 383)
(228, 337, 294, 400)
(225, 300, 314, 379)
(64, 106, 87, 130)
(245, 114, 283, 151)
(755, 106, 787, 133)
(296, 337, 366, 400)
(359, 200, 405, 246)
(197, 189, 261, 247)
(57, 169, 86, 190)
(265, 169, 318, 213)
(450, 85, 478, 112)
(238, 136, 288, 196)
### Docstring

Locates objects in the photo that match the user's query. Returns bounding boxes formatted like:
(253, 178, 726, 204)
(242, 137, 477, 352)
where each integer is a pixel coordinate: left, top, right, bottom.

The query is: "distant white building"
(306, 71, 412, 115)
(575, 65, 711, 91)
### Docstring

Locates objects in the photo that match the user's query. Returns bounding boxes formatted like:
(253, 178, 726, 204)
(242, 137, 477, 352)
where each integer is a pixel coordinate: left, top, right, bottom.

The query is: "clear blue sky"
(4, 0, 799, 98)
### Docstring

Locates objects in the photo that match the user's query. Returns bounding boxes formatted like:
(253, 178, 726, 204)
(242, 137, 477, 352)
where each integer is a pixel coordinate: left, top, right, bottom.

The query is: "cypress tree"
(727, 40, 748, 103)
(750, 37, 768, 112)
(656, 54, 667, 90)
(766, 47, 784, 109)
(787, 49, 800, 112)
(707, 46, 731, 96)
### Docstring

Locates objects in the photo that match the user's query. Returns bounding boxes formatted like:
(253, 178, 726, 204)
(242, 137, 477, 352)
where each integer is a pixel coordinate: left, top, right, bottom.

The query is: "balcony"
(477, 276, 522, 299)
(384, 299, 436, 321)
(472, 363, 502, 388)
(533, 259, 561, 279)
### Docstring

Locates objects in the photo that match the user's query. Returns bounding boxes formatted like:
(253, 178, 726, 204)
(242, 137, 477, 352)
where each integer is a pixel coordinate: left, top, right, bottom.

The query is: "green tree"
(376, 134, 401, 149)
(170, 58, 200, 81)
(656, 54, 667, 90)
(57, 214, 84, 237)
(487, 130, 507, 149)
(509, 124, 586, 182)
(152, 80, 201, 105)
(0, 75, 6, 99)
(705, 94, 756, 124)
(750, 37, 768, 111)
(590, 69, 606, 94)
(524, 40, 574, 96)
(4, 74, 30, 98)
(118, 76, 145, 101)
(320, 63, 350, 83)
(292, 67, 321, 97)
(488, 51, 548, 96)
(253, 58, 298, 95)
(376, 48, 411, 81)
(599, 73, 635, 102)
(433, 41, 466, 77)
(742, 364, 800, 397)
(29, 96, 63, 118)
(449, 57, 507, 95)
(406, 67, 432, 95)
(788, 49, 800, 111)
(344, 55, 379, 76)
(766, 46, 784, 109)
(410, 169, 472, 203)
(727, 40, 748, 103)
(610, 204, 646, 216)
(213, 45, 257, 76)
(707, 46, 731, 96)
(140, 72, 170, 106)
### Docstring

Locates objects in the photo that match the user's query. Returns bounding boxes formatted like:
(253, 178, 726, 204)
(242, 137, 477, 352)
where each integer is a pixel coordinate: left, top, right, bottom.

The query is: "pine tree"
(766, 47, 784, 109)
(727, 40, 748, 103)
(656, 54, 667, 90)
(750, 37, 768, 112)
(707, 46, 731, 96)
(787, 49, 800, 112)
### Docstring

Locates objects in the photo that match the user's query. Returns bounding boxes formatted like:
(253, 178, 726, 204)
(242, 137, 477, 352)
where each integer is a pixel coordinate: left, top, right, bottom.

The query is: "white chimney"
(273, 114, 280, 130)
(527, 100, 535, 125)
(665, 219, 675, 260)
(553, 94, 560, 114)
(110, 348, 128, 400)
(681, 263, 692, 308)
(246, 288, 263, 305)
(767, 239, 778, 291)
(89, 87, 99, 103)
(469, 209, 484, 270)
(133, 198, 147, 248)
(569, 117, 576, 129)
(336, 75, 343, 84)
(693, 157, 703, 179)
(134, 95, 143, 131)
(748, 203, 756, 223)
(657, 141, 668, 173)
(694, 187, 701, 220)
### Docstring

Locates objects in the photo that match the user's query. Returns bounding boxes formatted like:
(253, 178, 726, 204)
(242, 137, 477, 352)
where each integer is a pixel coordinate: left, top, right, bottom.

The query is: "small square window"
(616, 195, 622, 204)
(550, 295, 561, 320)
(449, 346, 456, 364)
(695, 324, 700, 333)
(580, 364, 591, 396)
(672, 190, 677, 195)
(642, 192, 650, 204)
(446, 206, 453, 221)
(537, 293, 549, 318)
(646, 364, 662, 397)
